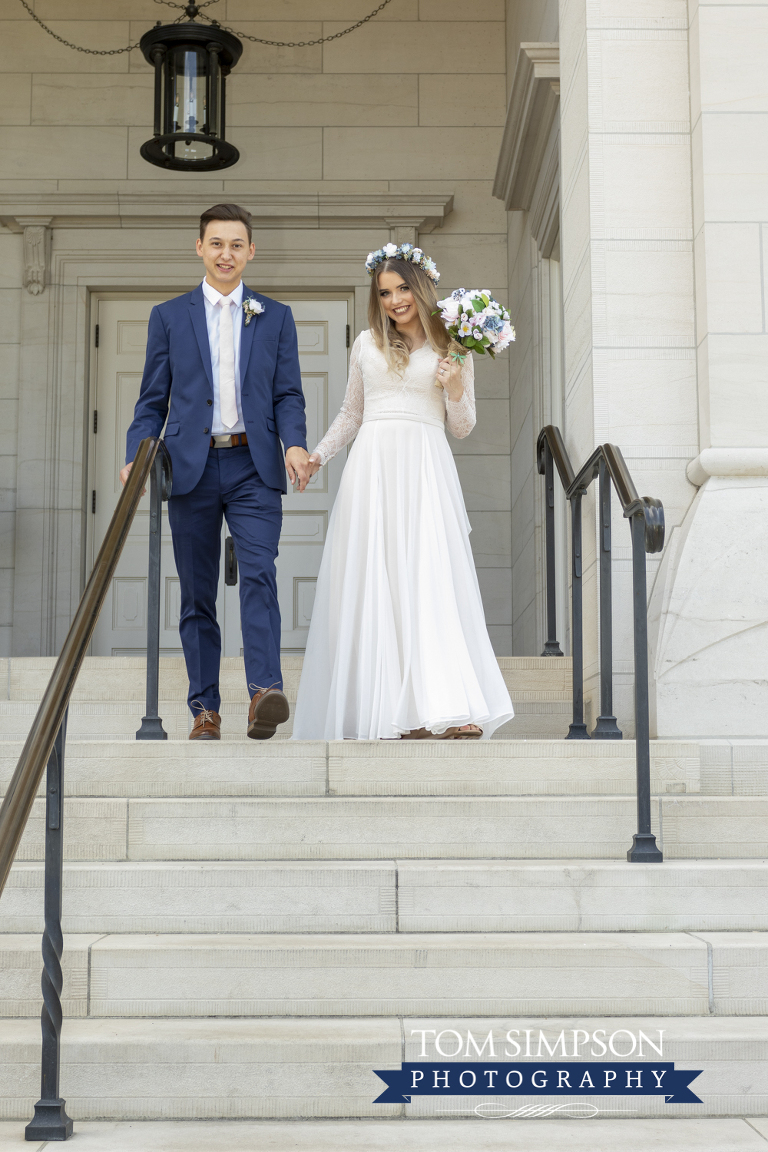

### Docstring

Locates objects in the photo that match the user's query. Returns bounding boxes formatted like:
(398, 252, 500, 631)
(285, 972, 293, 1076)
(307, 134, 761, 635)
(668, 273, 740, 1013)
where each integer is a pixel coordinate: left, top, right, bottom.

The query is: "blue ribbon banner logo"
(373, 1062, 703, 1105)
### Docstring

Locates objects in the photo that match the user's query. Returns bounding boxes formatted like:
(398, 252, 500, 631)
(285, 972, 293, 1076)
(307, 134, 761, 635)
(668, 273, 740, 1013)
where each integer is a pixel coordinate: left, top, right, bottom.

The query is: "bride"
(292, 244, 514, 741)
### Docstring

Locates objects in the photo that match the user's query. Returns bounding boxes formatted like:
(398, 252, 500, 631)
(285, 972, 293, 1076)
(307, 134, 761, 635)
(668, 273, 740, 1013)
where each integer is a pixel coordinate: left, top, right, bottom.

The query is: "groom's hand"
(286, 445, 312, 493)
(119, 460, 147, 496)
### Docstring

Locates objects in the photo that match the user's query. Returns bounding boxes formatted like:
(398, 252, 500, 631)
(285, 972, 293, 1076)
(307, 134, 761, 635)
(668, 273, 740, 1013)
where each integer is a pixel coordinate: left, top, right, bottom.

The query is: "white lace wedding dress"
(292, 329, 514, 740)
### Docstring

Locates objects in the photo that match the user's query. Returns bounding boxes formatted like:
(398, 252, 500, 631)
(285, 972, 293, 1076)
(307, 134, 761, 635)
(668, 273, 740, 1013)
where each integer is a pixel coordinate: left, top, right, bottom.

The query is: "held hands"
(286, 445, 321, 493)
(123, 451, 322, 495)
(436, 356, 464, 402)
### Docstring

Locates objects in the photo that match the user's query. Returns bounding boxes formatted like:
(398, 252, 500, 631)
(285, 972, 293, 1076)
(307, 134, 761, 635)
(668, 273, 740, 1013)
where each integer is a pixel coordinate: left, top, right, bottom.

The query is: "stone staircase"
(0, 656, 767, 1126)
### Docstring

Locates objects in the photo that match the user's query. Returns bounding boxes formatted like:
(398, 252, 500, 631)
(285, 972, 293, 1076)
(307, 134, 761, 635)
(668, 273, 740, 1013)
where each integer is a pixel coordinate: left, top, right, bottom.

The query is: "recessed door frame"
(12, 243, 371, 656)
(85, 285, 355, 656)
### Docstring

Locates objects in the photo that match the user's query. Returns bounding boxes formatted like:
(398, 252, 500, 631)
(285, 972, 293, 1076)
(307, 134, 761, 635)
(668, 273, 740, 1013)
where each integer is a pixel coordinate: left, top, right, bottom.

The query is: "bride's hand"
(307, 452, 322, 477)
(436, 356, 464, 401)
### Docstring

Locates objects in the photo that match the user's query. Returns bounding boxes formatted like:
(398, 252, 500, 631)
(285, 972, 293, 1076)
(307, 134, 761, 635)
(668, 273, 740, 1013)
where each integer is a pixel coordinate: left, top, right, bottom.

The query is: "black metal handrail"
(537, 425, 665, 863)
(0, 436, 171, 1140)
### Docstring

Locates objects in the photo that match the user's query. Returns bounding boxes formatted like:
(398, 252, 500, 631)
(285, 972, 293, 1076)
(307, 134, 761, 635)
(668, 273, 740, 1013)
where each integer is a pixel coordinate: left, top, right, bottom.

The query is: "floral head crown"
(365, 242, 440, 285)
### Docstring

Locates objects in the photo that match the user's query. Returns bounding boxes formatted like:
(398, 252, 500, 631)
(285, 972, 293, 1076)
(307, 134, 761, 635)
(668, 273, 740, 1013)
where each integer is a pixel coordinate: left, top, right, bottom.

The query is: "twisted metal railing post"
(566, 492, 590, 739)
(25, 711, 73, 1142)
(541, 442, 564, 657)
(137, 444, 172, 741)
(592, 457, 622, 740)
(627, 509, 663, 862)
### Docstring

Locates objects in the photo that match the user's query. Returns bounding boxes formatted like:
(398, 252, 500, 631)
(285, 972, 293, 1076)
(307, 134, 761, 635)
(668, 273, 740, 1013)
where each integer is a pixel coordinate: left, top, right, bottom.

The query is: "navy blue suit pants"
(168, 445, 282, 714)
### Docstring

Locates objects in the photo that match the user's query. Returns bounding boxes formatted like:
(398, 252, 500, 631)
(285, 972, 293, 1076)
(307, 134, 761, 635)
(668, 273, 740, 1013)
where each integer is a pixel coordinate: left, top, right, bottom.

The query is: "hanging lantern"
(140, 6, 242, 172)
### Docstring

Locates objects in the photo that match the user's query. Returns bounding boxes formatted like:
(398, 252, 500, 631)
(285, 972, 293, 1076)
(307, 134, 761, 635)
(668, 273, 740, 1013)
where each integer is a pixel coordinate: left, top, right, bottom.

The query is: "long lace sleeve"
(445, 353, 476, 438)
(311, 333, 365, 465)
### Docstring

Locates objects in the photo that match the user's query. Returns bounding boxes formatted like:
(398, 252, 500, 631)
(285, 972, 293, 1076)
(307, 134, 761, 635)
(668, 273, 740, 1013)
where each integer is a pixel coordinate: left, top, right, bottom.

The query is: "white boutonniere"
(243, 297, 265, 327)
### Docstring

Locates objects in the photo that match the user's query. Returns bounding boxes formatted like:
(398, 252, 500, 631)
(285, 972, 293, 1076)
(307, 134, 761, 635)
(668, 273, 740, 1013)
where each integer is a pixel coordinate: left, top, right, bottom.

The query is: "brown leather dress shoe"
(247, 682, 290, 740)
(189, 701, 221, 741)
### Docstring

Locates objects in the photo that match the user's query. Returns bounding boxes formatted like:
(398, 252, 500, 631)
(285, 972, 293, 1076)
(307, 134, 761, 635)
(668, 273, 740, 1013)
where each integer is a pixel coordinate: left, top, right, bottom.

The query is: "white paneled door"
(90, 295, 349, 658)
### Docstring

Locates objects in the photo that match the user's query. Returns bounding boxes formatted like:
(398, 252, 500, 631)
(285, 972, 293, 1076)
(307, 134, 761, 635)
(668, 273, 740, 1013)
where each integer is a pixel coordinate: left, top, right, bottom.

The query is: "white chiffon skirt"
(292, 418, 514, 740)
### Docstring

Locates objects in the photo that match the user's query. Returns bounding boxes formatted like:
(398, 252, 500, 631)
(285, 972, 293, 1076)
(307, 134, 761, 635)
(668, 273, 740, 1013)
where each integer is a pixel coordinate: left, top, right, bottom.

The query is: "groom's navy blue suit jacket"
(126, 283, 307, 496)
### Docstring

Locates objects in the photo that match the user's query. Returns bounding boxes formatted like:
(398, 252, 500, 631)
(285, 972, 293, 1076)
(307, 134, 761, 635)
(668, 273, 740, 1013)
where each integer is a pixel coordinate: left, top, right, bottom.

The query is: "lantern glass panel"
(169, 47, 213, 162)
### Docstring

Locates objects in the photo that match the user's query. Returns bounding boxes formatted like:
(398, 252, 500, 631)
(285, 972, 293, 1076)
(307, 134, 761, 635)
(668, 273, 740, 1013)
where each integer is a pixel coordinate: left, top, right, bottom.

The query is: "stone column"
(558, 0, 699, 734)
(650, 0, 768, 737)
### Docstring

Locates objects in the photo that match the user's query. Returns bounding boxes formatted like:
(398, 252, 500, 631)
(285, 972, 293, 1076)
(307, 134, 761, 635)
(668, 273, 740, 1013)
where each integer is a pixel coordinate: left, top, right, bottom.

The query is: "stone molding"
(687, 448, 768, 486)
(493, 43, 560, 212)
(17, 216, 52, 296)
(529, 115, 560, 257)
(0, 192, 453, 246)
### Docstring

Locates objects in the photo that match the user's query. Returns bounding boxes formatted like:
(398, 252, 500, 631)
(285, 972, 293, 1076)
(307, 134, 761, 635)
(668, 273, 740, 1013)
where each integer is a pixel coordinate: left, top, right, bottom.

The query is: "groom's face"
(196, 220, 255, 293)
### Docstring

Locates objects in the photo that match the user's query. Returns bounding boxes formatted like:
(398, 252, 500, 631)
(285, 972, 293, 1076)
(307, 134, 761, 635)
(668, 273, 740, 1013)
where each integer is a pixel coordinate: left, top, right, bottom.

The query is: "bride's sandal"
(401, 727, 430, 740)
(433, 725, 483, 740)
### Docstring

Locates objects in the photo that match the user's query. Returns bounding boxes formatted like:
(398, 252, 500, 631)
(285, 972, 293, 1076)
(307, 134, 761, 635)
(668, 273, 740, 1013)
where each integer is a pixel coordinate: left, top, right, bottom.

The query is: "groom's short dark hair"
(200, 203, 252, 242)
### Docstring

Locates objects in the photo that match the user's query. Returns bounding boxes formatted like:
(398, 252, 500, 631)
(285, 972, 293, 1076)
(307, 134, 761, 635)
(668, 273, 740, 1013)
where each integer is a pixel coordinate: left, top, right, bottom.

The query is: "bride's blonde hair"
(368, 258, 458, 374)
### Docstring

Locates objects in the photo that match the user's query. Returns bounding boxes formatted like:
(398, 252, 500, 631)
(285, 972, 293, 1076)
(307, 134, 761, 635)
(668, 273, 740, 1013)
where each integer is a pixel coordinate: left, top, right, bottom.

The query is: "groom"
(122, 203, 310, 740)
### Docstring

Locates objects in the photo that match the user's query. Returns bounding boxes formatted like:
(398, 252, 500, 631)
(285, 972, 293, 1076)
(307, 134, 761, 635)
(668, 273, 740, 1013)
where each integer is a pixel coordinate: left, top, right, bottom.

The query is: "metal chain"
(197, 0, 395, 48)
(14, 0, 182, 54)
(155, 0, 221, 11)
(16, 0, 394, 55)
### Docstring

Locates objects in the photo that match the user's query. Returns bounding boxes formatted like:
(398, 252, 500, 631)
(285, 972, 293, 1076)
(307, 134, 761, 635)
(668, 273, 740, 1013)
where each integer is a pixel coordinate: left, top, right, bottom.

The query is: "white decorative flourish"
(242, 296, 265, 326)
(437, 1102, 632, 1119)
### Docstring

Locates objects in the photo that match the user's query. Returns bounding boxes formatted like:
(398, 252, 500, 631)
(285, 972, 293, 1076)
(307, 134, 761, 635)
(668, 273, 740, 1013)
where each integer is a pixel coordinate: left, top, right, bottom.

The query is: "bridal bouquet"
(435, 289, 515, 363)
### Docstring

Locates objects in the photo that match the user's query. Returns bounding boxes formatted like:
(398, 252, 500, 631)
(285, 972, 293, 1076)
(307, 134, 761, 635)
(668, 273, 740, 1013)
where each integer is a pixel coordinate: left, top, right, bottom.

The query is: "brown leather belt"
(210, 432, 248, 448)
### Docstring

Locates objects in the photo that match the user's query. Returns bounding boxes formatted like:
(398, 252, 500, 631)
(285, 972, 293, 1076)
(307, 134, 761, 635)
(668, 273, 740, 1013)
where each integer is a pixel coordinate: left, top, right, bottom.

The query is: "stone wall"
(501, 3, 561, 659)
(0, 227, 20, 658)
(0, 0, 512, 656)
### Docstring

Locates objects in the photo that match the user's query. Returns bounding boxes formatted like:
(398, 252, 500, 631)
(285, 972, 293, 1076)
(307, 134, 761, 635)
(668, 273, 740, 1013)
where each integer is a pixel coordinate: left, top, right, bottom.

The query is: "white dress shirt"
(201, 278, 246, 435)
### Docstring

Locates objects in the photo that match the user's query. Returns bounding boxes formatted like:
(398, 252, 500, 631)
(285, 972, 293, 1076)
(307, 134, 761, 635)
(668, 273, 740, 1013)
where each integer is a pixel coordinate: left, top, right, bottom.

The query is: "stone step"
(0, 861, 397, 935)
(0, 656, 572, 703)
(3, 930, 763, 1018)
(3, 860, 768, 935)
(0, 698, 573, 742)
(3, 1118, 768, 1149)
(3, 932, 768, 1020)
(0, 655, 573, 741)
(0, 738, 328, 798)
(6, 795, 768, 862)
(0, 739, 702, 799)
(2, 1015, 765, 1120)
